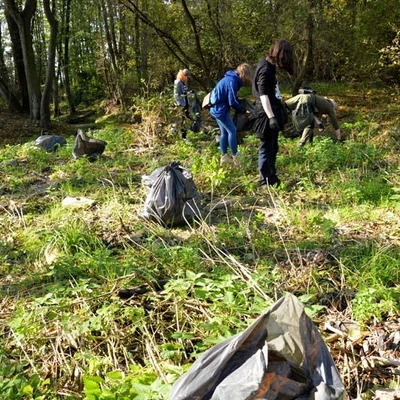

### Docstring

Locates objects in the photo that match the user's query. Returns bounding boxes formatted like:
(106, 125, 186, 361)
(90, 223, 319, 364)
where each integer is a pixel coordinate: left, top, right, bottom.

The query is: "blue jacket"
(210, 70, 244, 118)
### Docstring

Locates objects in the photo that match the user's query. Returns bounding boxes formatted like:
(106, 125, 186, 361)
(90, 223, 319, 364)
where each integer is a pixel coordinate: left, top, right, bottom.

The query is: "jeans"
(258, 127, 279, 181)
(213, 113, 238, 156)
(174, 106, 190, 139)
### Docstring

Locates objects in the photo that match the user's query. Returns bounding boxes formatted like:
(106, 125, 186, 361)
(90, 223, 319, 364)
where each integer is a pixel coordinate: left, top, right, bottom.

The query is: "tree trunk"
(204, 0, 224, 82)
(122, 0, 212, 90)
(140, 0, 149, 90)
(0, 78, 23, 112)
(0, 19, 23, 111)
(100, 0, 123, 105)
(4, 9, 29, 112)
(4, 0, 41, 121)
(180, 0, 210, 79)
(292, 6, 315, 95)
(64, 0, 76, 115)
(40, 0, 58, 130)
(53, 65, 61, 117)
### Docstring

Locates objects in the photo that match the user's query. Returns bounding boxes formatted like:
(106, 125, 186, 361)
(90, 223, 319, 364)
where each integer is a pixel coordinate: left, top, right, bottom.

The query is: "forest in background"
(0, 0, 400, 130)
(1, 1, 400, 399)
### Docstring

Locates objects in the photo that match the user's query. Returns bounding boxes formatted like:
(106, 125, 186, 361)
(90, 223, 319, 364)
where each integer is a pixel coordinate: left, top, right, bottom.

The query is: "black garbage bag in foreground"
(170, 293, 345, 400)
(72, 129, 106, 161)
(35, 135, 67, 152)
(140, 161, 202, 227)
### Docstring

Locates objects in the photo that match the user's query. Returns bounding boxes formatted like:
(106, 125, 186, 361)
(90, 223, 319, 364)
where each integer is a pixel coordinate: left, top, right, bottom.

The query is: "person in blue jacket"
(210, 63, 253, 166)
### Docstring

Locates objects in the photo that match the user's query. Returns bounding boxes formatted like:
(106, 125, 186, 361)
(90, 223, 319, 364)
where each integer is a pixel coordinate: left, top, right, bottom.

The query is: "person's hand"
(269, 116, 279, 130)
(317, 122, 324, 131)
(239, 107, 247, 114)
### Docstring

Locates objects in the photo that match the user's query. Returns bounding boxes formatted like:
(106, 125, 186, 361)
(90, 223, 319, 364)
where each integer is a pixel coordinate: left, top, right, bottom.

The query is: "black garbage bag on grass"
(35, 135, 67, 152)
(140, 161, 202, 227)
(170, 293, 345, 400)
(72, 129, 106, 161)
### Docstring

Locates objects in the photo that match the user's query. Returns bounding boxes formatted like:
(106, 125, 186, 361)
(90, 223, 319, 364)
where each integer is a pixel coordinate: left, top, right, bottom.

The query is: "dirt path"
(0, 108, 76, 146)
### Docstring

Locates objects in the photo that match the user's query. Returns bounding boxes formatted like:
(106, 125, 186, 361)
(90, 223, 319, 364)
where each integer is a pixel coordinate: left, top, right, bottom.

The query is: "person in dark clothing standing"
(252, 40, 294, 187)
(173, 68, 192, 141)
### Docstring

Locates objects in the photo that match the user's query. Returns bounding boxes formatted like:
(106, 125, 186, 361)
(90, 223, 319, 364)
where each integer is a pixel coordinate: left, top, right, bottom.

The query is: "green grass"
(0, 83, 399, 399)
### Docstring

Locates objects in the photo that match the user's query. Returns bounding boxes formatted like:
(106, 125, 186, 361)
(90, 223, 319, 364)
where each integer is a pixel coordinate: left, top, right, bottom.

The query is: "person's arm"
(260, 95, 275, 118)
(260, 95, 279, 130)
(313, 115, 324, 131)
(228, 82, 245, 112)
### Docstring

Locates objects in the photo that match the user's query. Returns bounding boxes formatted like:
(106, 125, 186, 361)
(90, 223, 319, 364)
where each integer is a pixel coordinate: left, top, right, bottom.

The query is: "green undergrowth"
(0, 84, 399, 399)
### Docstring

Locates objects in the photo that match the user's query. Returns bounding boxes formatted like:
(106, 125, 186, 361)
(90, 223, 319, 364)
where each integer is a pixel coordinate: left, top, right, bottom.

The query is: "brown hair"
(236, 63, 254, 85)
(268, 40, 294, 75)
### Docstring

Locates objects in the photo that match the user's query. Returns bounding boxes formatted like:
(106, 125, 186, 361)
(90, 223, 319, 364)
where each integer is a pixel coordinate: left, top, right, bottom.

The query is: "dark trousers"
(258, 128, 279, 181)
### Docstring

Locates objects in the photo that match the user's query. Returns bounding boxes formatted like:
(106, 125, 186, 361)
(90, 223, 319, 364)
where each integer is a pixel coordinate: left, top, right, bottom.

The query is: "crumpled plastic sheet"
(170, 293, 345, 400)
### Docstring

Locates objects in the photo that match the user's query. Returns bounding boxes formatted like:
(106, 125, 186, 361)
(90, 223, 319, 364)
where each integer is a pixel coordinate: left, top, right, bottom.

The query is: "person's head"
(299, 85, 316, 95)
(268, 40, 294, 74)
(176, 68, 191, 82)
(236, 63, 253, 85)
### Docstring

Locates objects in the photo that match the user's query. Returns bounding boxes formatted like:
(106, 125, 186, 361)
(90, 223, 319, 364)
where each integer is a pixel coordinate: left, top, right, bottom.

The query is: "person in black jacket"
(252, 40, 294, 187)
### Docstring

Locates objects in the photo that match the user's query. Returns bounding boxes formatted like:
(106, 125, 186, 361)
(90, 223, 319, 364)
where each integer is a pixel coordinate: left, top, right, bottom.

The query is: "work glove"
(239, 107, 247, 114)
(317, 122, 324, 131)
(269, 117, 279, 130)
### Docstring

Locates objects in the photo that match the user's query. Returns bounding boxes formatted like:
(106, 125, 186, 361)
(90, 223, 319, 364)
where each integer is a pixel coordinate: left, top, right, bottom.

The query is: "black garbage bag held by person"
(140, 161, 202, 227)
(189, 91, 202, 133)
(233, 99, 255, 131)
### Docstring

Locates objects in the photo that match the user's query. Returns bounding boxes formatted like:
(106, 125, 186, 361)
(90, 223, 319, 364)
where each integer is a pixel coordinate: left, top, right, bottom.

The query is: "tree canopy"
(0, 0, 399, 128)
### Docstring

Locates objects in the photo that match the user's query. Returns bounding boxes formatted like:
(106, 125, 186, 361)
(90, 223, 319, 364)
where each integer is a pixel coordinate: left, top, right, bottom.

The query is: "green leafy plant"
(0, 83, 399, 400)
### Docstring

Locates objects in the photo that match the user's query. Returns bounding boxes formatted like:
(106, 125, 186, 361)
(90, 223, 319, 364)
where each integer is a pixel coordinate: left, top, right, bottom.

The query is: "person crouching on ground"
(210, 63, 253, 166)
(173, 68, 192, 141)
(284, 90, 318, 148)
(286, 87, 342, 147)
(315, 95, 341, 142)
(252, 39, 295, 187)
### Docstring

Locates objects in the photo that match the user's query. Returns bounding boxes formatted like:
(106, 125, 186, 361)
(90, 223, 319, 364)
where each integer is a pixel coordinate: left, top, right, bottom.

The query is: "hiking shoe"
(220, 154, 233, 166)
(259, 175, 281, 188)
(267, 175, 281, 187)
(231, 152, 243, 167)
